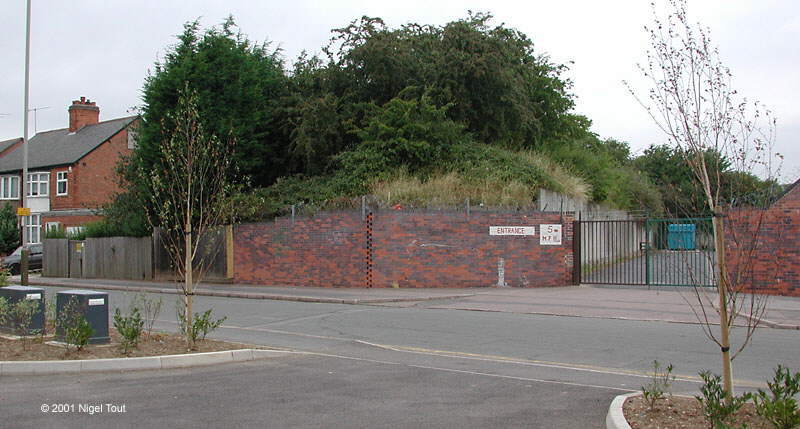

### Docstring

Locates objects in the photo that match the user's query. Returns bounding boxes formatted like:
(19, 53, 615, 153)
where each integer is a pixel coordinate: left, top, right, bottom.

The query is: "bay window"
(27, 172, 49, 197)
(24, 214, 41, 244)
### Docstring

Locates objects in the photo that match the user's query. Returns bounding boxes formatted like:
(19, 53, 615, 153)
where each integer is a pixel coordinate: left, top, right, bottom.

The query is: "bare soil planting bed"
(0, 330, 251, 361)
(623, 395, 770, 429)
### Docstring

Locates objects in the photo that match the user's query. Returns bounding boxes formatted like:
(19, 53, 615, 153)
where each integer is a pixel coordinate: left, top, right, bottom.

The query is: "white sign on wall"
(489, 226, 535, 236)
(539, 224, 562, 245)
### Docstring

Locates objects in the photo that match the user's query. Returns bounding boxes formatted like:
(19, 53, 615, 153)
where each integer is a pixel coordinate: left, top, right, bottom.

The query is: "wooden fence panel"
(68, 240, 84, 278)
(43, 239, 69, 277)
(83, 237, 153, 280)
(153, 227, 230, 281)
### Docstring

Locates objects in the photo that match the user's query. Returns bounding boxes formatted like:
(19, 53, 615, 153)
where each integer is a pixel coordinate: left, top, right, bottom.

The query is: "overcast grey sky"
(2, 0, 798, 181)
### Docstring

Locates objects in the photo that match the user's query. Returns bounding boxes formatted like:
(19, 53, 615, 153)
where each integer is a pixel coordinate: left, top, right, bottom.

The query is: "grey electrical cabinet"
(56, 289, 110, 344)
(0, 286, 46, 335)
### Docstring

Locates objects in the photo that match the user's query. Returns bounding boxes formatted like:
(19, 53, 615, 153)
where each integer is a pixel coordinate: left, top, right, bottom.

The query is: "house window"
(66, 226, 85, 236)
(24, 214, 41, 244)
(127, 129, 138, 149)
(0, 176, 19, 200)
(56, 171, 68, 196)
(27, 173, 49, 197)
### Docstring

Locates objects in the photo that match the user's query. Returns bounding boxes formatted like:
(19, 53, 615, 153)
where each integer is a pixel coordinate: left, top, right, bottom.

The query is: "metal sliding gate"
(576, 218, 716, 287)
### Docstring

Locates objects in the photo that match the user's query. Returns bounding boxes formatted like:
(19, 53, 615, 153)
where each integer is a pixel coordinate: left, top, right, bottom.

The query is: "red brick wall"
(50, 125, 133, 211)
(372, 211, 573, 288)
(234, 210, 574, 288)
(235, 212, 367, 287)
(726, 183, 800, 296)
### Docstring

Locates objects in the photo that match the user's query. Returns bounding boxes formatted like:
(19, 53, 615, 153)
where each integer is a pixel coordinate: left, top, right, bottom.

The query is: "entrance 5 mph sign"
(489, 226, 535, 236)
(488, 224, 563, 245)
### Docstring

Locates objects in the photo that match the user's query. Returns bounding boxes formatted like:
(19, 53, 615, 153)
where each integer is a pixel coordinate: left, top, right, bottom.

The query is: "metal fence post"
(573, 220, 581, 285)
(645, 219, 652, 287)
(361, 196, 366, 221)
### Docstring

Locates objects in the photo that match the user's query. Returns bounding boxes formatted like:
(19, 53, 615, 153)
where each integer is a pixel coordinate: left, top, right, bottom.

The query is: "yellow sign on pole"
(17, 207, 31, 216)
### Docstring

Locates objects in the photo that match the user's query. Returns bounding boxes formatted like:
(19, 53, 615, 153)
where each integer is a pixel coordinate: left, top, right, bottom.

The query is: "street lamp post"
(20, 0, 31, 284)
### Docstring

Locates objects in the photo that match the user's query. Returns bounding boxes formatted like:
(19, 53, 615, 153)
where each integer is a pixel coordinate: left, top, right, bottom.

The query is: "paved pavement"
(23, 275, 800, 328)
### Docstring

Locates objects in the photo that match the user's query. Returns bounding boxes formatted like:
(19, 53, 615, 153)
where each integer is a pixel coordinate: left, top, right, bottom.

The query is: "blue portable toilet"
(667, 224, 696, 250)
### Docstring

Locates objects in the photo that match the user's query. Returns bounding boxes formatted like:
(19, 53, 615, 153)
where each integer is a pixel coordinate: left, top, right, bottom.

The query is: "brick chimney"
(68, 96, 100, 132)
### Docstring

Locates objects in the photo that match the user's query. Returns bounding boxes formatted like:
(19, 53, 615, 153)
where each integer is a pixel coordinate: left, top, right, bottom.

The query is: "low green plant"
(0, 267, 10, 286)
(754, 365, 800, 429)
(177, 302, 227, 348)
(44, 296, 56, 332)
(696, 370, 751, 429)
(8, 299, 40, 349)
(57, 297, 94, 352)
(10, 299, 39, 337)
(113, 307, 144, 354)
(131, 292, 162, 336)
(44, 227, 86, 240)
(0, 296, 9, 327)
(44, 228, 67, 239)
(194, 309, 226, 341)
(642, 360, 675, 411)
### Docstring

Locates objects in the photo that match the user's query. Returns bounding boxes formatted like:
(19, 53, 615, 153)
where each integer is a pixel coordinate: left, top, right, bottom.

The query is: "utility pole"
(20, 0, 31, 284)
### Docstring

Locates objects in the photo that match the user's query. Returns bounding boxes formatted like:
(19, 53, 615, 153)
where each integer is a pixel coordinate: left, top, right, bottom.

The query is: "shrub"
(45, 227, 86, 240)
(0, 267, 9, 287)
(0, 296, 8, 327)
(641, 360, 675, 411)
(696, 370, 751, 429)
(44, 228, 67, 239)
(113, 307, 144, 354)
(131, 292, 162, 336)
(9, 299, 39, 337)
(7, 299, 41, 350)
(44, 296, 56, 332)
(754, 365, 800, 429)
(57, 297, 94, 352)
(0, 202, 20, 255)
(177, 304, 227, 347)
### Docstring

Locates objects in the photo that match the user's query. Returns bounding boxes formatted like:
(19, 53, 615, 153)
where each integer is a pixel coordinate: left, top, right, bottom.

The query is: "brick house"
(0, 97, 138, 243)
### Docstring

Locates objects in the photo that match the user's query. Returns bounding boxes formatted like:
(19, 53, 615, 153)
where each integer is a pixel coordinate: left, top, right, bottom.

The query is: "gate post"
(645, 219, 652, 287)
(573, 220, 581, 285)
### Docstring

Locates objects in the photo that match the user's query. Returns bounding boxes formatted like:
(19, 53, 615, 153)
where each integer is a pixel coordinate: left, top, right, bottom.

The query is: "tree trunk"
(712, 214, 733, 396)
(185, 226, 194, 351)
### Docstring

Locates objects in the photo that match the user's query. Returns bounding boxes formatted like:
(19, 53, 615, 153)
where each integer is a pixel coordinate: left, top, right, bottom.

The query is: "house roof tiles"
(0, 116, 136, 174)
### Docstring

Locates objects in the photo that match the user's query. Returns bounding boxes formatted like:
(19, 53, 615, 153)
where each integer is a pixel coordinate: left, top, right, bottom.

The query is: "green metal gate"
(577, 217, 716, 287)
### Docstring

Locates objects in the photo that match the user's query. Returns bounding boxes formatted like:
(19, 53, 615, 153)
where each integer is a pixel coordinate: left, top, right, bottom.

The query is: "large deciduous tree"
(289, 12, 591, 175)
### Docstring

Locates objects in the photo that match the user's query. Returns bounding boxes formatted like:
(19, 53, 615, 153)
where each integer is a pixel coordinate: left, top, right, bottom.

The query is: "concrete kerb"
(606, 392, 638, 429)
(26, 280, 475, 305)
(0, 349, 289, 376)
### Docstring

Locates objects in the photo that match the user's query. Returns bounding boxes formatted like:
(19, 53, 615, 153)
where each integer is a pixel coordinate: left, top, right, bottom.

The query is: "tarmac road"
(4, 285, 799, 428)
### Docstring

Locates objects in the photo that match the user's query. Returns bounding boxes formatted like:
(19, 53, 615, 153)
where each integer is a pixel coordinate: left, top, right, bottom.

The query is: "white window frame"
(56, 171, 68, 196)
(46, 222, 61, 232)
(25, 214, 41, 244)
(27, 172, 49, 197)
(65, 226, 85, 236)
(127, 129, 138, 149)
(0, 175, 20, 200)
